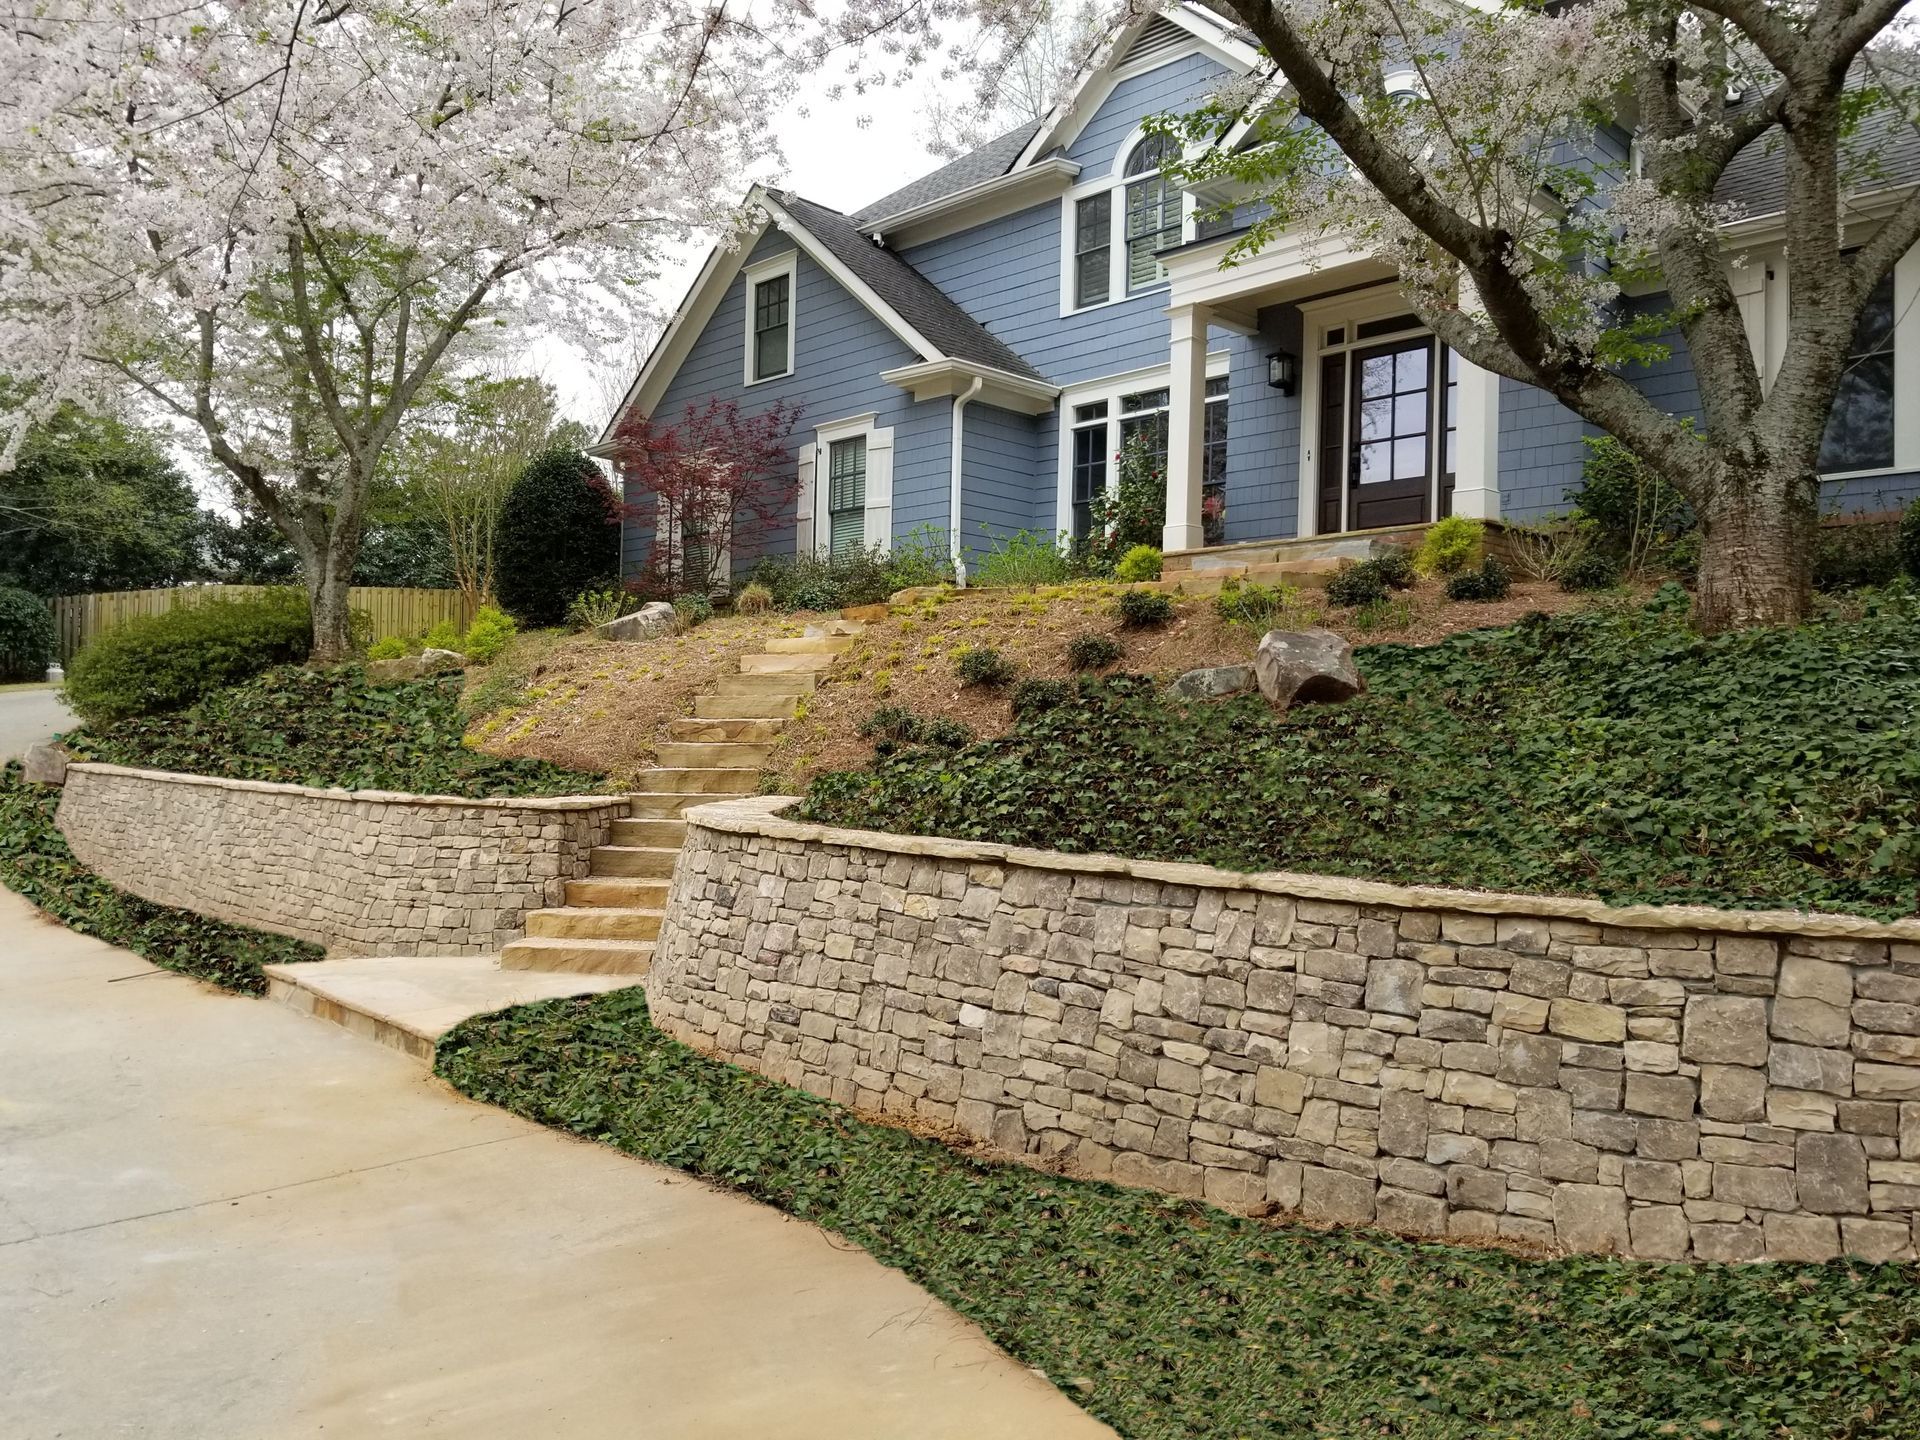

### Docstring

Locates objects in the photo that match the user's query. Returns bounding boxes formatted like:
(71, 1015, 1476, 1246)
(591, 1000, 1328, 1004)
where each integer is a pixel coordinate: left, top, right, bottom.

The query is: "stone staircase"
(498, 618, 865, 979)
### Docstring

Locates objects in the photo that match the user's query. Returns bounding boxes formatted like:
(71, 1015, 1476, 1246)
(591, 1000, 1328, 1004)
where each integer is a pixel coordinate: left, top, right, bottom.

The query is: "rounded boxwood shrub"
(1558, 549, 1622, 593)
(955, 646, 1015, 688)
(1326, 561, 1389, 608)
(1115, 588, 1175, 628)
(64, 590, 312, 724)
(1010, 677, 1071, 717)
(0, 586, 56, 682)
(1066, 632, 1122, 671)
(1114, 545, 1163, 583)
(1371, 547, 1417, 590)
(494, 449, 621, 627)
(1446, 557, 1513, 602)
(460, 605, 517, 664)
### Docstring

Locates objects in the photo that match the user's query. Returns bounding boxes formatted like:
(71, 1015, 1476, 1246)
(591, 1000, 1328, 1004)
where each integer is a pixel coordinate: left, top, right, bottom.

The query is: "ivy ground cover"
(802, 586, 1920, 919)
(0, 764, 320, 992)
(437, 987, 1920, 1440)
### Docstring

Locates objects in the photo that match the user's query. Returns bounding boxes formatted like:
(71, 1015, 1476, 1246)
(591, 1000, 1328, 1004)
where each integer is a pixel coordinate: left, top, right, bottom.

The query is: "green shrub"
(1557, 550, 1622, 593)
(1079, 431, 1166, 574)
(954, 646, 1015, 688)
(1412, 515, 1484, 576)
(672, 593, 715, 628)
(494, 449, 621, 626)
(972, 529, 1072, 587)
(1372, 547, 1417, 589)
(749, 547, 896, 611)
(1445, 557, 1512, 602)
(1215, 577, 1314, 632)
(799, 587, 1920, 918)
(566, 588, 631, 631)
(1115, 588, 1175, 628)
(1572, 435, 1695, 575)
(1814, 521, 1904, 592)
(1010, 677, 1072, 717)
(0, 586, 55, 682)
(1, 764, 323, 993)
(1326, 561, 1388, 608)
(63, 590, 312, 724)
(735, 581, 774, 615)
(461, 605, 517, 664)
(855, 705, 969, 755)
(1113, 544, 1163, 583)
(1066, 633, 1122, 671)
(886, 524, 956, 590)
(1901, 499, 1920, 578)
(365, 634, 411, 661)
(422, 618, 462, 651)
(73, 665, 602, 797)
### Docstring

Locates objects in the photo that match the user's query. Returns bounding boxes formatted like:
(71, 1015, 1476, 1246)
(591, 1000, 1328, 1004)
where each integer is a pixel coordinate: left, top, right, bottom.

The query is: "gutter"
(949, 375, 985, 587)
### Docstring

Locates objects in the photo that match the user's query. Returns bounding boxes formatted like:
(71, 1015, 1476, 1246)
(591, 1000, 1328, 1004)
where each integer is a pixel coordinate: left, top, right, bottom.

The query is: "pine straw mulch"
(764, 577, 1620, 791)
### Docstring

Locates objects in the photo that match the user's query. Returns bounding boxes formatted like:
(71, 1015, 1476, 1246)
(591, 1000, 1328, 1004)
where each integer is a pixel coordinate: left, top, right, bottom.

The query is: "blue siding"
(622, 231, 952, 578)
(1063, 51, 1224, 173)
(1220, 307, 1303, 542)
(959, 404, 1047, 554)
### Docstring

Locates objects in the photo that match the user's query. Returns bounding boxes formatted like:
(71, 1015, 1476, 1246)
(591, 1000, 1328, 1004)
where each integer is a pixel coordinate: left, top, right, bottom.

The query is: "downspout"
(949, 375, 985, 587)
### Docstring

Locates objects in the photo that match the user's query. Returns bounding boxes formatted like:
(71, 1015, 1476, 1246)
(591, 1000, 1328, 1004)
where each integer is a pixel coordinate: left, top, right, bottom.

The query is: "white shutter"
(794, 442, 817, 555)
(863, 426, 895, 554)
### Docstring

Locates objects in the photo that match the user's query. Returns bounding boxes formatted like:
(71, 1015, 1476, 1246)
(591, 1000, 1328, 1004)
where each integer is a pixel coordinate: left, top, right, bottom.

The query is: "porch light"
(1267, 350, 1298, 395)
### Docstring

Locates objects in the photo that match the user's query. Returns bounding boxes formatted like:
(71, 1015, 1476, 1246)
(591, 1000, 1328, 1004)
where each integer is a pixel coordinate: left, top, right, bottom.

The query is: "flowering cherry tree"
(612, 398, 801, 595)
(1149, 0, 1920, 630)
(0, 0, 798, 657)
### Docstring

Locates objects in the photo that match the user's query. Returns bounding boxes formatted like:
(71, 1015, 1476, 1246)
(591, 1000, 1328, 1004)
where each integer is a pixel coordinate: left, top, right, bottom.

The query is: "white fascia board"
(880, 358, 1060, 415)
(861, 158, 1082, 249)
(1719, 183, 1916, 249)
(753, 189, 943, 365)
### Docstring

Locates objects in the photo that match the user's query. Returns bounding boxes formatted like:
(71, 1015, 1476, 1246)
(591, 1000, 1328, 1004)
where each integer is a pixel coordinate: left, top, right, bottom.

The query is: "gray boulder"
(598, 601, 676, 643)
(419, 647, 466, 673)
(1254, 628, 1364, 711)
(1168, 664, 1256, 701)
(21, 741, 70, 786)
(365, 648, 467, 684)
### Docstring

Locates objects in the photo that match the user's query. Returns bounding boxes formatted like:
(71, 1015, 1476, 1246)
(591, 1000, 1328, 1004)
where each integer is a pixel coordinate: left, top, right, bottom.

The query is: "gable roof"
(854, 120, 1045, 227)
(1716, 96, 1920, 220)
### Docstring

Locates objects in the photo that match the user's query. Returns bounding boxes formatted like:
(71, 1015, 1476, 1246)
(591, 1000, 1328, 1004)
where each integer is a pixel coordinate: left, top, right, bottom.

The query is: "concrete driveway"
(0, 887, 1112, 1440)
(0, 685, 73, 762)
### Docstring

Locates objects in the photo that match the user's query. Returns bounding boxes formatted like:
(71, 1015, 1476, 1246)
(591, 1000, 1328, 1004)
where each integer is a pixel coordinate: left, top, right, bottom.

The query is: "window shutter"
(863, 427, 894, 553)
(795, 442, 817, 554)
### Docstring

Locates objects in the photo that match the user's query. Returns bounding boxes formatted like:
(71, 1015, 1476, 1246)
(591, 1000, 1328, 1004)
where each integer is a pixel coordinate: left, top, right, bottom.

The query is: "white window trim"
(1054, 352, 1230, 537)
(1058, 123, 1199, 318)
(800, 412, 895, 556)
(742, 251, 797, 387)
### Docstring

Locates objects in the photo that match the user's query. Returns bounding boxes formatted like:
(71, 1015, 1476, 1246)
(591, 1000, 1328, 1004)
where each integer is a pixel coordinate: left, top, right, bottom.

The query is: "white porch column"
(1163, 302, 1210, 553)
(1451, 356, 1502, 521)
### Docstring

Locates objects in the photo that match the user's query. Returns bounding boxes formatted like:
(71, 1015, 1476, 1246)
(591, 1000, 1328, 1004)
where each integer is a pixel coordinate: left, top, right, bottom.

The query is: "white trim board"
(1054, 350, 1231, 537)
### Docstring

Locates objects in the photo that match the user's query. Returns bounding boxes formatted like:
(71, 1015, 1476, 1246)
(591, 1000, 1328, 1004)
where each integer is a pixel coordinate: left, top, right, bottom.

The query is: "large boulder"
(1254, 628, 1364, 711)
(21, 741, 70, 786)
(366, 648, 467, 684)
(1168, 664, 1256, 702)
(598, 601, 675, 643)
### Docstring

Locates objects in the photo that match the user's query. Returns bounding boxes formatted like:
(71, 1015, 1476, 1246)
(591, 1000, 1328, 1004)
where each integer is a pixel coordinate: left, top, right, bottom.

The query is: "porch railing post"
(1163, 302, 1210, 554)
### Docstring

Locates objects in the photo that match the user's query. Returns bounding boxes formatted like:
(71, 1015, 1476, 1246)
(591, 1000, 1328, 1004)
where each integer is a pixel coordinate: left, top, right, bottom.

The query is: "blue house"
(597, 4, 1920, 584)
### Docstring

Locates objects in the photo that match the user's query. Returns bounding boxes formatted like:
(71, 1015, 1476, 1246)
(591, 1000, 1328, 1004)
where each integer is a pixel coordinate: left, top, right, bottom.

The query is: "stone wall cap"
(65, 762, 624, 813)
(683, 795, 1920, 944)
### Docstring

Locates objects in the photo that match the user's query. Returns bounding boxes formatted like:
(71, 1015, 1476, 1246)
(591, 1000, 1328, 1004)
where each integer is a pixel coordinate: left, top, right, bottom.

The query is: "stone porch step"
(669, 716, 786, 742)
(654, 740, 775, 770)
(740, 652, 838, 675)
(565, 876, 670, 908)
(610, 816, 688, 847)
(264, 955, 639, 1064)
(499, 937, 654, 976)
(763, 635, 855, 655)
(1155, 565, 1339, 597)
(589, 844, 680, 878)
(694, 693, 803, 720)
(636, 766, 758, 795)
(526, 906, 662, 941)
(627, 791, 707, 819)
(1165, 526, 1431, 574)
(714, 671, 816, 697)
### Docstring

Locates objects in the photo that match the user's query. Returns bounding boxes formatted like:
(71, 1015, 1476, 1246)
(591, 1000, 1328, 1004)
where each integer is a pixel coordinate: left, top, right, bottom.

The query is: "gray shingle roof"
(852, 120, 1045, 227)
(771, 191, 1048, 383)
(1716, 92, 1920, 217)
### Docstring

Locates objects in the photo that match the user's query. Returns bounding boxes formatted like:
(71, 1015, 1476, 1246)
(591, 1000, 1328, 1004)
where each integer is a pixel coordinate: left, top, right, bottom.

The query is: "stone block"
(1364, 955, 1424, 1018)
(1254, 629, 1363, 712)
(1624, 1072, 1696, 1120)
(1440, 1072, 1517, 1113)
(1376, 1186, 1448, 1236)
(1855, 1063, 1920, 1099)
(1692, 1222, 1764, 1262)
(1767, 1088, 1838, 1131)
(1712, 1163, 1797, 1212)
(1681, 996, 1770, 1066)
(1778, 955, 1852, 1008)
(1552, 1183, 1629, 1255)
(20, 742, 69, 786)
(1796, 1132, 1868, 1214)
(1300, 1165, 1376, 1224)
(1763, 1213, 1840, 1263)
(1771, 997, 1851, 1050)
(1841, 1216, 1913, 1262)
(1253, 1065, 1307, 1114)
(1447, 1166, 1508, 1212)
(1266, 1159, 1304, 1210)
(1204, 1168, 1270, 1214)
(1169, 664, 1256, 701)
(1629, 1203, 1692, 1260)
(1624, 1159, 1683, 1204)
(1378, 1091, 1429, 1158)
(1715, 936, 1779, 977)
(1548, 998, 1627, 1044)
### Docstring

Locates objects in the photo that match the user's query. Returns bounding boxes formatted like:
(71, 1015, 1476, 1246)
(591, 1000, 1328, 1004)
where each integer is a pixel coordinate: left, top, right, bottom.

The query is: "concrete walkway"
(0, 684, 72, 762)
(0, 888, 1112, 1439)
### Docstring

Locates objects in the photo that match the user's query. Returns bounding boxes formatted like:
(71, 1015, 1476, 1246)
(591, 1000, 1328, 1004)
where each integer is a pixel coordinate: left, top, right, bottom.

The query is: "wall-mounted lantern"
(1267, 350, 1298, 395)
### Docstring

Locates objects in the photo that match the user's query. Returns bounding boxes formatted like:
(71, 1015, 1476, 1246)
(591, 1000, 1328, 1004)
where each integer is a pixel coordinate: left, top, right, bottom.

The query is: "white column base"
(1452, 355, 1502, 522)
(1163, 303, 1210, 554)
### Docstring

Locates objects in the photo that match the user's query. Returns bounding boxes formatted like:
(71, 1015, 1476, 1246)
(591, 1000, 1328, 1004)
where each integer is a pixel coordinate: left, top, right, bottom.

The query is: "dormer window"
(1062, 131, 1189, 314)
(743, 252, 796, 385)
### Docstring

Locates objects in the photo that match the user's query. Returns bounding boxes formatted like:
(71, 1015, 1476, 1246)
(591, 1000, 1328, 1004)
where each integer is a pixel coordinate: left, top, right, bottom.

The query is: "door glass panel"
(1360, 398, 1392, 439)
(1360, 355, 1394, 398)
(1396, 346, 1428, 389)
(1360, 441, 1391, 483)
(1350, 338, 1434, 487)
(1393, 393, 1426, 433)
(1393, 437, 1426, 479)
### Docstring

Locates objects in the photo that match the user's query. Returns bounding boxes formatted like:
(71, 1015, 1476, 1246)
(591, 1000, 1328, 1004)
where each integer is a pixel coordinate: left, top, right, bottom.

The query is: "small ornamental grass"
(0, 764, 321, 992)
(437, 984, 1920, 1440)
(802, 586, 1920, 919)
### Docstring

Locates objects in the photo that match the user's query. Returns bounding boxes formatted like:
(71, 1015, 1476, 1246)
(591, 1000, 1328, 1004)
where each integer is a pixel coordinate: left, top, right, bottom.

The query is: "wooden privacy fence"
(49, 586, 471, 662)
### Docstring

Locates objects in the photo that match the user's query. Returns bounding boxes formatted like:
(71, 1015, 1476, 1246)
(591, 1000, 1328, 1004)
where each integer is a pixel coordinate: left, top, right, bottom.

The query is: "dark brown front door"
(1346, 337, 1434, 530)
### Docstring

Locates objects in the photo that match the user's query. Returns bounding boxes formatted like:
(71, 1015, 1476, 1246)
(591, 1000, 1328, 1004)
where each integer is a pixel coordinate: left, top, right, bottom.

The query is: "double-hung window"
(827, 435, 868, 557)
(1123, 136, 1181, 291)
(745, 255, 794, 384)
(1073, 193, 1111, 309)
(1064, 134, 1186, 313)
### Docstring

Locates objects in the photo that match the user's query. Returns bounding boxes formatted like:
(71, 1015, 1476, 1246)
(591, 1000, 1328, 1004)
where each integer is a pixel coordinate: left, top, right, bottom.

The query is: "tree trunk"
(1691, 466, 1818, 633)
(307, 556, 356, 663)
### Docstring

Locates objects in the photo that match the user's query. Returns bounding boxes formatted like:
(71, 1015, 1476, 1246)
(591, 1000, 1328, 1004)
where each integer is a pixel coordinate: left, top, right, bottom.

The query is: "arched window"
(1067, 132, 1186, 311)
(1122, 136, 1182, 291)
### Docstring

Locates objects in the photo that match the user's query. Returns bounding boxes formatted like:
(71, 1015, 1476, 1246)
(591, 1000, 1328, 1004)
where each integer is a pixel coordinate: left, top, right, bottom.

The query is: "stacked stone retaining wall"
(56, 763, 625, 955)
(649, 796, 1920, 1263)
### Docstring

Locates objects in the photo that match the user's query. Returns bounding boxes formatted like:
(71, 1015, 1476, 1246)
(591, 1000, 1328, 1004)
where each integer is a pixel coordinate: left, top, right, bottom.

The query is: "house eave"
(880, 358, 1060, 415)
(861, 157, 1082, 249)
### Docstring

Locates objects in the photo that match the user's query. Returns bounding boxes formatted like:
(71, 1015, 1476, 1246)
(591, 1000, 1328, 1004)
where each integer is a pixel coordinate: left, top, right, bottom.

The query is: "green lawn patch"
(802, 585, 1920, 919)
(437, 987, 1920, 1440)
(0, 764, 321, 992)
(71, 664, 604, 798)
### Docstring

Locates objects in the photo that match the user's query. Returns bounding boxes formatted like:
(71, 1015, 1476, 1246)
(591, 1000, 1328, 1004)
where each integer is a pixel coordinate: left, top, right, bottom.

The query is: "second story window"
(744, 254, 795, 384)
(1124, 135, 1181, 291)
(1063, 132, 1187, 315)
(1074, 193, 1111, 308)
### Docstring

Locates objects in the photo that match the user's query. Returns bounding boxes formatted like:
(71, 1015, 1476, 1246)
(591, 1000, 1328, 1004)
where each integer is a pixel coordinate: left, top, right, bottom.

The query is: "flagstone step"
(694, 693, 803, 720)
(589, 844, 680, 878)
(668, 717, 786, 742)
(525, 906, 662, 941)
(636, 766, 759, 795)
(626, 791, 707, 818)
(499, 936, 654, 976)
(565, 876, 670, 908)
(610, 816, 688, 847)
(763, 635, 856, 655)
(654, 741, 775, 770)
(740, 652, 838, 675)
(714, 671, 816, 697)
(264, 955, 639, 1063)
